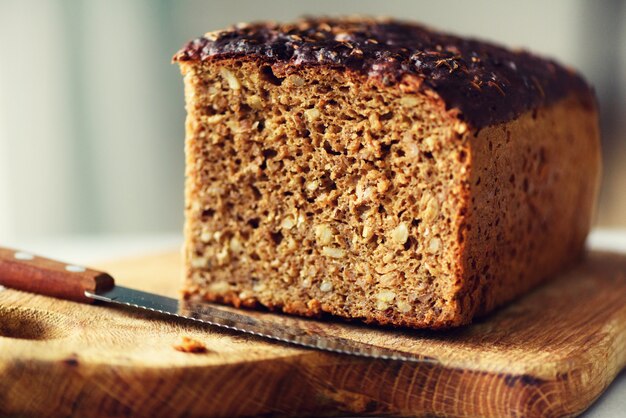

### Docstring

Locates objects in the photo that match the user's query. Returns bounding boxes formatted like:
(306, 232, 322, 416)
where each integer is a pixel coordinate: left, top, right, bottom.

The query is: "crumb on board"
(173, 336, 209, 353)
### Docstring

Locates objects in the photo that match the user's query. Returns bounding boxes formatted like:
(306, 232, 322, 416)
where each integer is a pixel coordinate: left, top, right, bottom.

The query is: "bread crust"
(456, 93, 600, 323)
(174, 17, 594, 128)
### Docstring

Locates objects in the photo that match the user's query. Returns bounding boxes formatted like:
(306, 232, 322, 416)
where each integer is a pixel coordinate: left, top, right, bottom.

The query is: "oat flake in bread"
(174, 17, 600, 328)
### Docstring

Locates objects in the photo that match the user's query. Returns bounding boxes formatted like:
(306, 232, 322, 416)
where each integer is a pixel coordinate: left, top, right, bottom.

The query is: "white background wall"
(0, 0, 624, 241)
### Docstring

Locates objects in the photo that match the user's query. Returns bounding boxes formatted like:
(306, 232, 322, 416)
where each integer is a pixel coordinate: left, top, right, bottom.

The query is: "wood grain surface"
(0, 250, 624, 418)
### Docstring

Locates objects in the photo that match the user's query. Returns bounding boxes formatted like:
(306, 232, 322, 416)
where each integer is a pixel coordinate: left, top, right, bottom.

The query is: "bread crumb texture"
(180, 58, 599, 328)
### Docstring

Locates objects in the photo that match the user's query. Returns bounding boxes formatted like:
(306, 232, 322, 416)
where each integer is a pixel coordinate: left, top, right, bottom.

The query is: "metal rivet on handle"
(65, 265, 86, 273)
(14, 251, 34, 261)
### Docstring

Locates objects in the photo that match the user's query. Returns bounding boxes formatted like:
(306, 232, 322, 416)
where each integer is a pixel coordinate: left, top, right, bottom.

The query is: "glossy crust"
(174, 17, 594, 128)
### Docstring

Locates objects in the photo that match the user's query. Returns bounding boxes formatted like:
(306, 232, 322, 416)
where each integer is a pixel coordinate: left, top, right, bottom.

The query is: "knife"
(0, 247, 429, 363)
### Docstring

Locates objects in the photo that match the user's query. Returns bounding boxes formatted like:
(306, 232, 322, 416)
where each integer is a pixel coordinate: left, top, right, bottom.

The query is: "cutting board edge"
(1, 345, 616, 418)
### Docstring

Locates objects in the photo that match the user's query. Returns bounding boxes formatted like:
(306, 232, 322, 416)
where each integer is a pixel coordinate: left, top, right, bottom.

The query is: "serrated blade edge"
(86, 286, 435, 363)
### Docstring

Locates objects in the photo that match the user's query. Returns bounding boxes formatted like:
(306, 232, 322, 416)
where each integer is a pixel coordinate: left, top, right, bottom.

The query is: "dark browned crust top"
(174, 17, 594, 128)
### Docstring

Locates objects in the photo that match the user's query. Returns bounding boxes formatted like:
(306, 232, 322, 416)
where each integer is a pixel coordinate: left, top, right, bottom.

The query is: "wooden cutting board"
(0, 250, 625, 418)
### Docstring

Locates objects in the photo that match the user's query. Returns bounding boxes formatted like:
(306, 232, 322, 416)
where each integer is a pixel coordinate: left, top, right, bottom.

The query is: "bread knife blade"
(0, 247, 430, 363)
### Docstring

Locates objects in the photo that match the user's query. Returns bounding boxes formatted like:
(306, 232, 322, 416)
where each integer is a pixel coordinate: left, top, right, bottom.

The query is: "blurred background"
(0, 0, 625, 244)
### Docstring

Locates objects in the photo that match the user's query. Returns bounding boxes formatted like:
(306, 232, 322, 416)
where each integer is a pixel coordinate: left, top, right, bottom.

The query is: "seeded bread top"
(174, 17, 593, 128)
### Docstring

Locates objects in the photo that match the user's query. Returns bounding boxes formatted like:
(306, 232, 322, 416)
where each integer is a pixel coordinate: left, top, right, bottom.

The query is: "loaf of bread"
(174, 18, 600, 328)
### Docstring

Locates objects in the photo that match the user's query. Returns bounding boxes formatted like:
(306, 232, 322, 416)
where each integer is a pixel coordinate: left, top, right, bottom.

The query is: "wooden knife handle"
(0, 247, 115, 303)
